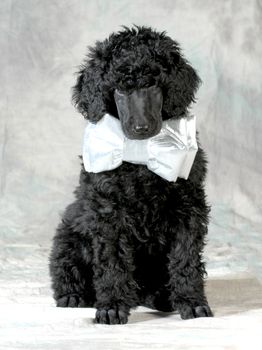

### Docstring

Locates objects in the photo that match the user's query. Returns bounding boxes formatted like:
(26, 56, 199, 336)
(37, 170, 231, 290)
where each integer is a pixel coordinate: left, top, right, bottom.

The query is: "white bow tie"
(82, 113, 198, 182)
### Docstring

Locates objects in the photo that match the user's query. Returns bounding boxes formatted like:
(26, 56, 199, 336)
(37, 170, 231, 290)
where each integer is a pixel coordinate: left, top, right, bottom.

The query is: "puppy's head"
(72, 26, 200, 140)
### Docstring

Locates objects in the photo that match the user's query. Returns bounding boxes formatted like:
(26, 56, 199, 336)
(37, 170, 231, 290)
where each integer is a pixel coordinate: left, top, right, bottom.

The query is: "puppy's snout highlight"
(134, 124, 149, 134)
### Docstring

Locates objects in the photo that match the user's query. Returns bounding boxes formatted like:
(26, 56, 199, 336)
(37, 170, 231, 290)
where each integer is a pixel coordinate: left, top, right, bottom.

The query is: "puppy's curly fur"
(49, 26, 213, 324)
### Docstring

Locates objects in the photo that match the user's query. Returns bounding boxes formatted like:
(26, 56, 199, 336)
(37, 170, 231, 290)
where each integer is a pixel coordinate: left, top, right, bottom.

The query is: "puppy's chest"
(134, 235, 170, 262)
(120, 200, 171, 247)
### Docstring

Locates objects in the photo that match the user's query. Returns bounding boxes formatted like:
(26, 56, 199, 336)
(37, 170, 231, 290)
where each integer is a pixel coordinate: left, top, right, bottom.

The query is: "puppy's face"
(72, 27, 201, 131)
(114, 85, 163, 140)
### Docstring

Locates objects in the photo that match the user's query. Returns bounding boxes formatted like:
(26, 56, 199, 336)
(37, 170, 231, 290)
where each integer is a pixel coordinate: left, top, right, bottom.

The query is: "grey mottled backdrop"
(0, 1, 262, 349)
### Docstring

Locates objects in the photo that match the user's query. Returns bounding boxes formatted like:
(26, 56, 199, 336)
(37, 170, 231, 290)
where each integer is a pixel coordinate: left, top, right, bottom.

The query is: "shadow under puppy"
(49, 26, 213, 324)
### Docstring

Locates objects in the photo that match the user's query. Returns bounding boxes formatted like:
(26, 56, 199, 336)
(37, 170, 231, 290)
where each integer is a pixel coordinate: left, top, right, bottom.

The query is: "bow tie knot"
(83, 113, 198, 182)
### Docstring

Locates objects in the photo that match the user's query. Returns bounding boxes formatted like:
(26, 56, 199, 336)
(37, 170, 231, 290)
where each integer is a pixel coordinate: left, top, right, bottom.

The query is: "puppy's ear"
(72, 53, 108, 122)
(162, 52, 201, 119)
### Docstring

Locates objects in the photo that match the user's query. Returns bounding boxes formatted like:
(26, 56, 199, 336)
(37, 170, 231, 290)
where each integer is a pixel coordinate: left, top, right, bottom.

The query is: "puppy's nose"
(134, 124, 149, 134)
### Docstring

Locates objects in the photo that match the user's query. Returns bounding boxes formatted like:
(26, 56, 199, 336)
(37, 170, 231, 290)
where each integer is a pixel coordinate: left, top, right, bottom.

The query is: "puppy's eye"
(114, 89, 125, 97)
(114, 90, 128, 105)
(115, 89, 132, 97)
(148, 85, 161, 94)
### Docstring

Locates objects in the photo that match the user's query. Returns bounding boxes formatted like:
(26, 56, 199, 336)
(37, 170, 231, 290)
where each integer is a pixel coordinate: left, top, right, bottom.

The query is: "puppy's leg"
(168, 220, 213, 319)
(49, 220, 95, 308)
(92, 229, 139, 325)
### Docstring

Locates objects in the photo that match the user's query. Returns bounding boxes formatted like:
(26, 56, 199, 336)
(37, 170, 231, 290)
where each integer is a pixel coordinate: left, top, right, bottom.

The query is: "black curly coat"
(49, 26, 213, 324)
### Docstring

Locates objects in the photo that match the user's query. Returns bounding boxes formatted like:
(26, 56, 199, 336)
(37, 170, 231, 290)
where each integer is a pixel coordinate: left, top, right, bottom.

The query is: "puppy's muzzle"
(114, 86, 163, 140)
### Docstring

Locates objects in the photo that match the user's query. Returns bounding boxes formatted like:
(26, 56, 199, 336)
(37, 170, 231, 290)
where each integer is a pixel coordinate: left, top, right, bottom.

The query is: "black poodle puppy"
(49, 26, 213, 324)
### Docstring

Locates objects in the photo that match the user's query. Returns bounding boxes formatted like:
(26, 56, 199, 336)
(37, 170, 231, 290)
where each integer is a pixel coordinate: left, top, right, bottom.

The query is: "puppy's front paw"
(179, 304, 213, 319)
(56, 294, 86, 308)
(95, 308, 129, 325)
